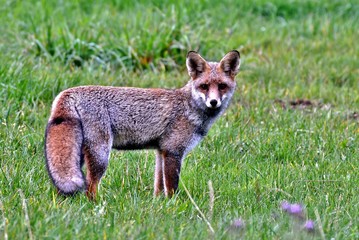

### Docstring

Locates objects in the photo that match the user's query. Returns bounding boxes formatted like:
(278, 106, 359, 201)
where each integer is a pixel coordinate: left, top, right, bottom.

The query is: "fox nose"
(210, 99, 218, 108)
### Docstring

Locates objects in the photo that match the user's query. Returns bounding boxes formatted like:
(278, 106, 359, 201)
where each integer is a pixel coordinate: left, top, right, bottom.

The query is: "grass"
(0, 0, 358, 239)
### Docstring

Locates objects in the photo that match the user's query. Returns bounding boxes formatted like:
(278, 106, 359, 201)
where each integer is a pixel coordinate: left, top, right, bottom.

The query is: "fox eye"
(218, 83, 227, 90)
(199, 84, 209, 91)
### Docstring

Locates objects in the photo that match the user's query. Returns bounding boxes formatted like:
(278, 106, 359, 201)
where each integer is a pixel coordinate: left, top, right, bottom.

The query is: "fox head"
(186, 50, 240, 113)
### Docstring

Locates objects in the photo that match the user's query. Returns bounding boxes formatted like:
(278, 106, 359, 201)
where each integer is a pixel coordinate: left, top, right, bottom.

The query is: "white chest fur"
(183, 133, 203, 157)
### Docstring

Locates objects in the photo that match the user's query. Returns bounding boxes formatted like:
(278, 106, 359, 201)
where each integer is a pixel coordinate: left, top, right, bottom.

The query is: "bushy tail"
(45, 116, 85, 195)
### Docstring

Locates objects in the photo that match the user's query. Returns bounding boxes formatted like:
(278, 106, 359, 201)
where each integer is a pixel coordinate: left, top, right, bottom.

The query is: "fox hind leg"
(83, 141, 111, 201)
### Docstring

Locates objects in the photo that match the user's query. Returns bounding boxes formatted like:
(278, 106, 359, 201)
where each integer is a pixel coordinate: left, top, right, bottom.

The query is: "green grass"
(1, 0, 358, 239)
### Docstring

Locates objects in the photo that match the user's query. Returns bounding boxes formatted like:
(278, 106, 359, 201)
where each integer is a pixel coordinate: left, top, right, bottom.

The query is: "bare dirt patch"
(273, 99, 332, 110)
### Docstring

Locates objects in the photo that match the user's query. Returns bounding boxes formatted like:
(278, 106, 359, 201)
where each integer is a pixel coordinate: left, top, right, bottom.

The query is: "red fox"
(45, 50, 241, 200)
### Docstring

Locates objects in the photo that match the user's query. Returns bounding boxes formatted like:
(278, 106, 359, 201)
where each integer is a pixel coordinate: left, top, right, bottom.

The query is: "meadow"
(0, 0, 358, 239)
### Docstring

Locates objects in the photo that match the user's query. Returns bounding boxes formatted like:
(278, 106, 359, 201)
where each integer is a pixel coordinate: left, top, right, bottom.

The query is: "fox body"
(45, 50, 241, 199)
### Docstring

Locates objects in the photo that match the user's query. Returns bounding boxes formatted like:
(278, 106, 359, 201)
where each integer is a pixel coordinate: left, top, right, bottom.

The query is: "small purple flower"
(289, 203, 303, 216)
(281, 201, 291, 212)
(303, 220, 315, 232)
(281, 201, 304, 218)
(231, 218, 245, 229)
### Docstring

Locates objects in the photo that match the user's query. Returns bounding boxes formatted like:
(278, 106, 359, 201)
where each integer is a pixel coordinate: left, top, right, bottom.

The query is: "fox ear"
(219, 50, 241, 78)
(186, 51, 208, 79)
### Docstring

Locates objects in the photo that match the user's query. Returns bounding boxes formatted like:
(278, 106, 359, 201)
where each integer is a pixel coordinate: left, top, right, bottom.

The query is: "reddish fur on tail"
(45, 115, 85, 196)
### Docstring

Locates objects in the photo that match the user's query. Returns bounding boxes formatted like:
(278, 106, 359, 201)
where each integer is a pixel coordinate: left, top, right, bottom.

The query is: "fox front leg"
(161, 150, 183, 197)
(154, 151, 164, 196)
